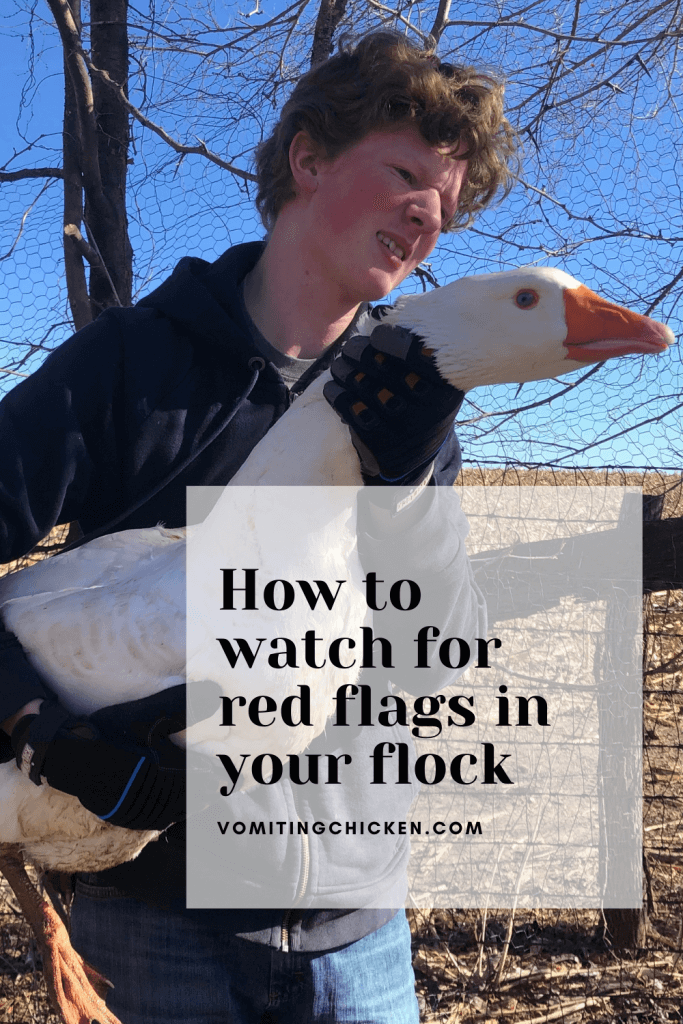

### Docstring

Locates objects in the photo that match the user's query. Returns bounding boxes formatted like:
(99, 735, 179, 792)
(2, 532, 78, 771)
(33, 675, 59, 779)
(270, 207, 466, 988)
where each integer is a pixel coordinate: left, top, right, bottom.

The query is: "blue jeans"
(70, 892, 419, 1024)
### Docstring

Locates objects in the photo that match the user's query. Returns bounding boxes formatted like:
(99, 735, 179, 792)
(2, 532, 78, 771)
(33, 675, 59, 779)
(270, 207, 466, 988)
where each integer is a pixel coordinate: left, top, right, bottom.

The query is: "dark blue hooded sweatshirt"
(0, 241, 485, 950)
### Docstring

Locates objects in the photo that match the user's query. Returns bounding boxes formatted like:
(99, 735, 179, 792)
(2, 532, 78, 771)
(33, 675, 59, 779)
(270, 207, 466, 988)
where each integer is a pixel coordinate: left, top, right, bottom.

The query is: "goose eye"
(515, 289, 539, 309)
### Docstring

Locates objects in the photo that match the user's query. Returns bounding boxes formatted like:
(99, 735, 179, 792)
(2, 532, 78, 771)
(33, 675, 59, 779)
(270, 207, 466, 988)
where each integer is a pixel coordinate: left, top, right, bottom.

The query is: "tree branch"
(443, 18, 681, 47)
(0, 368, 31, 379)
(457, 363, 605, 426)
(0, 167, 64, 182)
(310, 0, 349, 68)
(547, 400, 683, 464)
(0, 181, 54, 262)
(365, 0, 431, 45)
(82, 221, 122, 306)
(64, 223, 102, 269)
(507, 0, 677, 113)
(85, 59, 257, 181)
(428, 0, 452, 49)
(45, 0, 104, 200)
(59, 0, 91, 331)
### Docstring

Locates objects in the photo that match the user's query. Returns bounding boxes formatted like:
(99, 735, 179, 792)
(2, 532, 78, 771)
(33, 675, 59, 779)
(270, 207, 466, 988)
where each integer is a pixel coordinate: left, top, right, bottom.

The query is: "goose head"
(378, 266, 673, 392)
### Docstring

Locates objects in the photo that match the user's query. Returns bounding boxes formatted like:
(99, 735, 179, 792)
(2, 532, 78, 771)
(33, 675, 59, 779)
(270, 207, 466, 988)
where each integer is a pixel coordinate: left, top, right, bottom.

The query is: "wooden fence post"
(602, 493, 646, 948)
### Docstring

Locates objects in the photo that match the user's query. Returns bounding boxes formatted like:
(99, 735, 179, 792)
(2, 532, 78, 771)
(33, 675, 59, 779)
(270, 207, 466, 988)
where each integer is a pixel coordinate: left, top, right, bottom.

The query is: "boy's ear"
(289, 131, 326, 194)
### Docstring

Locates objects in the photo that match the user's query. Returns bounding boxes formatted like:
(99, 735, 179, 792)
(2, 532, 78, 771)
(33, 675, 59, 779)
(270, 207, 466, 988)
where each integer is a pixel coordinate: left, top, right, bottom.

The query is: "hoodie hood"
(138, 241, 267, 358)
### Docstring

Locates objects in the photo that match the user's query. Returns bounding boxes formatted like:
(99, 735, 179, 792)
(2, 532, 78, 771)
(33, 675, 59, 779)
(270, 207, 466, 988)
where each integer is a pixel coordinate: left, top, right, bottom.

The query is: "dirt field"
(2, 469, 682, 1024)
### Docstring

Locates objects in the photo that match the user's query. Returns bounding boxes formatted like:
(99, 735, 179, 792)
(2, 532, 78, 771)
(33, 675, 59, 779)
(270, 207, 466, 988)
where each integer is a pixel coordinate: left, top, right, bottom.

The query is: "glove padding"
(11, 682, 220, 832)
(323, 318, 465, 485)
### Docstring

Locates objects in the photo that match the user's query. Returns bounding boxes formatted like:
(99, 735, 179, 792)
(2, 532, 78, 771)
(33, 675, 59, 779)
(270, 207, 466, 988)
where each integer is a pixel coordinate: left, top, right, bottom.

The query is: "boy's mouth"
(376, 232, 406, 262)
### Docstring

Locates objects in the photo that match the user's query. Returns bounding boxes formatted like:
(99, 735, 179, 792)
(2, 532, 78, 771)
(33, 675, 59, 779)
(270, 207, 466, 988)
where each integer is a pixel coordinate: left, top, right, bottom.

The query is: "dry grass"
(0, 869, 60, 1024)
(458, 466, 683, 520)
(2, 470, 682, 1023)
(408, 585, 683, 1023)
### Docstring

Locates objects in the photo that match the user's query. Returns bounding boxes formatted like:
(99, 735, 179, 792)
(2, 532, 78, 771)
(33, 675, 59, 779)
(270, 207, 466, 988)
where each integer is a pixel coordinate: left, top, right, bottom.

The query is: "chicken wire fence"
(1, 0, 682, 471)
(2, 140, 681, 472)
(1, 467, 682, 1023)
(1, 1, 683, 1019)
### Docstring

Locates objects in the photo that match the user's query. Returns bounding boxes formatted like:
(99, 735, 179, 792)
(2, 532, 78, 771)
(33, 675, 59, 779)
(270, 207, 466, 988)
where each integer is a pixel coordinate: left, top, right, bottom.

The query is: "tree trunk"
(310, 0, 348, 68)
(49, 0, 133, 325)
(61, 0, 92, 330)
(88, 0, 132, 314)
(603, 907, 648, 949)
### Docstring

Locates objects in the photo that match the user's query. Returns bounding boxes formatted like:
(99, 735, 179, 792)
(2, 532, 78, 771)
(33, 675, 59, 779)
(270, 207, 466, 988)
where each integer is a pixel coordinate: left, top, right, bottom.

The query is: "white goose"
(0, 266, 672, 1024)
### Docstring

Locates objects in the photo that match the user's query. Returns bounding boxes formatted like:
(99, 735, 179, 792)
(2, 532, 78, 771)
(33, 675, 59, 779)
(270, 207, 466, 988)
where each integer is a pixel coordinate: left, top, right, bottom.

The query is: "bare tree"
(0, 0, 682, 985)
(4, 0, 134, 327)
(1, 0, 680, 469)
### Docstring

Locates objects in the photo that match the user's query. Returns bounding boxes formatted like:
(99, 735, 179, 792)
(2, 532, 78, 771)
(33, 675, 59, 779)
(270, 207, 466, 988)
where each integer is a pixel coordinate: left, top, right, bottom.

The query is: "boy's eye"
(395, 167, 413, 182)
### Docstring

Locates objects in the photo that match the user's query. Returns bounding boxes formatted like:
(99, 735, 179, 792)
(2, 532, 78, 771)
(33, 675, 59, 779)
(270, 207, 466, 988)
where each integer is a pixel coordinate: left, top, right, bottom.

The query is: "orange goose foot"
(1, 848, 123, 1024)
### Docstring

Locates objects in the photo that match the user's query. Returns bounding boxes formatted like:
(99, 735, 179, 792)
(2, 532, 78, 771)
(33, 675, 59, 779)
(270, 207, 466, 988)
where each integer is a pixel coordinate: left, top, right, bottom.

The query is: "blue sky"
(0, 0, 680, 470)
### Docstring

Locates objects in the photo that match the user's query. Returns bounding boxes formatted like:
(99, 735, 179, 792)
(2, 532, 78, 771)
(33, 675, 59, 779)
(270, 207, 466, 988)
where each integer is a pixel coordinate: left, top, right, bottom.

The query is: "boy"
(1, 30, 516, 1023)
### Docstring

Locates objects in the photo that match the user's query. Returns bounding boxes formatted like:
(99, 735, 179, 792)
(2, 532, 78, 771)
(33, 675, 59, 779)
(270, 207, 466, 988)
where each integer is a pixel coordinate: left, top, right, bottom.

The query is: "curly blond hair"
(254, 31, 519, 233)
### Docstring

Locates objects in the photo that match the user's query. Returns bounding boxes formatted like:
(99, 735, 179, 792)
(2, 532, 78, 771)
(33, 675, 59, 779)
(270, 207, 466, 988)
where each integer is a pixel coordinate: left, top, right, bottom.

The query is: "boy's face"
(295, 124, 468, 303)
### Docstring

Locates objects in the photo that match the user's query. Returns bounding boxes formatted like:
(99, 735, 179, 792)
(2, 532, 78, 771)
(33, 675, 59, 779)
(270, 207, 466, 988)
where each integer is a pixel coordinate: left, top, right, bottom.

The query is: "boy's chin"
(363, 267, 408, 301)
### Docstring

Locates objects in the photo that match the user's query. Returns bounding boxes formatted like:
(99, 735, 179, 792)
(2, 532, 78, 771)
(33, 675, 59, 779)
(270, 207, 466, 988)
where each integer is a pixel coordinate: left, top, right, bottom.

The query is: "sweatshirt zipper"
(280, 826, 310, 952)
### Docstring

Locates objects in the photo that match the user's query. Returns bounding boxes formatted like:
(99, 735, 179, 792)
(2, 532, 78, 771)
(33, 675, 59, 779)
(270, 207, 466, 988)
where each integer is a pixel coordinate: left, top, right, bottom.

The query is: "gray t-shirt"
(237, 280, 316, 389)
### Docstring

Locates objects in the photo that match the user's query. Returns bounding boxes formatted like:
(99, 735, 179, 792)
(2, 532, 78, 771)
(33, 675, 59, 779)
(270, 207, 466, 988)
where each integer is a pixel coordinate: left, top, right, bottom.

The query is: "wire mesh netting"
(1, 0, 681, 469)
(1, 1, 682, 1021)
(1, 468, 682, 1023)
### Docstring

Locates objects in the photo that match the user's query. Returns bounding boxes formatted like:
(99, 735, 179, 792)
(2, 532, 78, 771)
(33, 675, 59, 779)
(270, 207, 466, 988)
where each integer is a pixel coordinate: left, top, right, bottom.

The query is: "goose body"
(0, 266, 672, 876)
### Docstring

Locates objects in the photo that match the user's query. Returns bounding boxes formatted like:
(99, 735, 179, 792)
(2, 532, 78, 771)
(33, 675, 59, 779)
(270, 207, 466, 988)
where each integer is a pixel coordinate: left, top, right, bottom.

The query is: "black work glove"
(11, 682, 220, 831)
(323, 312, 465, 487)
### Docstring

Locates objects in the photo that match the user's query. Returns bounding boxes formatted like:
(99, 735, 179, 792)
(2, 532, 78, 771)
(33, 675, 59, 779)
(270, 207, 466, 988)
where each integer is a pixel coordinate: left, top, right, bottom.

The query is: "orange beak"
(563, 284, 673, 362)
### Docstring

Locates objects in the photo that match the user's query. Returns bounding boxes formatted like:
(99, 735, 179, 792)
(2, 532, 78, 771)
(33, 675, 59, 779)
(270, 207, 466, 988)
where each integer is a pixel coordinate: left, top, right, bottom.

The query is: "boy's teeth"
(377, 233, 405, 261)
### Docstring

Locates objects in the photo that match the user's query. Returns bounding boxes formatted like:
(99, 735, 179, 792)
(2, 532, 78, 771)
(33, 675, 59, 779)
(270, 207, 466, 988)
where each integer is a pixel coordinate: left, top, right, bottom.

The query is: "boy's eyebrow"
(385, 143, 461, 219)
(391, 152, 437, 189)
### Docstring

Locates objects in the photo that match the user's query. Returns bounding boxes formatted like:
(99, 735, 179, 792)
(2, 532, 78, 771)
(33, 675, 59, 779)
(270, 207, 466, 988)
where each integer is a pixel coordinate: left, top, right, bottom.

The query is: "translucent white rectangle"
(185, 485, 642, 909)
